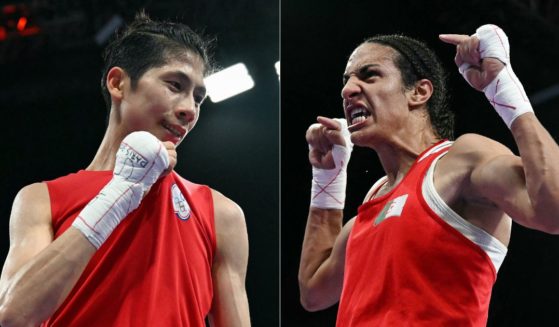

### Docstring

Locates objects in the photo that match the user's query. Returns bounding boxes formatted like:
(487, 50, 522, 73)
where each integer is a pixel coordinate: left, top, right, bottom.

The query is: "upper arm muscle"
(451, 134, 536, 229)
(471, 154, 535, 227)
(208, 190, 250, 327)
(1, 183, 53, 285)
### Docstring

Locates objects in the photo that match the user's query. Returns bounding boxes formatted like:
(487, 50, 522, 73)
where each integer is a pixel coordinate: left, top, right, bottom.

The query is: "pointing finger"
(439, 34, 470, 45)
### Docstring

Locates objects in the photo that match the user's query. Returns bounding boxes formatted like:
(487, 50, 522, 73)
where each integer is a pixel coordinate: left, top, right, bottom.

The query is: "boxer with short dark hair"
(99, 11, 214, 115)
(299, 25, 559, 326)
(0, 12, 250, 327)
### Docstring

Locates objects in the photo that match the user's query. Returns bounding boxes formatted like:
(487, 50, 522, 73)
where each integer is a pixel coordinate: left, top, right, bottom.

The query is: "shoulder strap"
(366, 176, 388, 201)
(418, 140, 453, 162)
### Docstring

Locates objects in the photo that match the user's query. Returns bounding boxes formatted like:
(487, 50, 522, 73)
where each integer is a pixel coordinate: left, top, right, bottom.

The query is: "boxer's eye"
(167, 81, 183, 92)
(360, 67, 380, 81)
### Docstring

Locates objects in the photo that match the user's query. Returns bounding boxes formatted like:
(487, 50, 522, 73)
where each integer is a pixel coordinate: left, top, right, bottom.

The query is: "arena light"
(275, 61, 280, 80)
(16, 17, 27, 31)
(205, 63, 254, 103)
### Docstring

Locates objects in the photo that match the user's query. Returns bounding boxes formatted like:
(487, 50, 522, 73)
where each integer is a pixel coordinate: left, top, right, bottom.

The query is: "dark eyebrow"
(342, 63, 381, 84)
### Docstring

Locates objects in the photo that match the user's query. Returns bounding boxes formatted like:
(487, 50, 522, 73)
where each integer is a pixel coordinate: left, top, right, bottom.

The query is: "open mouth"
(348, 107, 371, 125)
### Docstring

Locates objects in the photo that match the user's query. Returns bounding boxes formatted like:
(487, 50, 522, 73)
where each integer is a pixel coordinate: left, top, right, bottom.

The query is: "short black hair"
(364, 35, 454, 140)
(100, 11, 215, 111)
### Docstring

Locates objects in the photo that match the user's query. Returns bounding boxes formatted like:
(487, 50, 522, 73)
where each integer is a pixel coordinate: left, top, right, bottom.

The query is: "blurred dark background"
(282, 0, 559, 326)
(0, 0, 278, 325)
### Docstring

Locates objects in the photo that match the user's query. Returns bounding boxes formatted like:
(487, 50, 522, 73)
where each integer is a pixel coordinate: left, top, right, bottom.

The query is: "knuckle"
(306, 124, 320, 137)
(307, 123, 320, 131)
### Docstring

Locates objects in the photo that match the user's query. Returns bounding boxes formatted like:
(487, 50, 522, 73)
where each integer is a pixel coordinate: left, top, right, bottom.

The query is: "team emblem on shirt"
(374, 194, 408, 226)
(171, 183, 191, 221)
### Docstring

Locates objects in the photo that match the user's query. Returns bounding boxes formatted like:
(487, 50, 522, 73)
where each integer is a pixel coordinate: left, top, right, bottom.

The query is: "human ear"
(408, 79, 433, 109)
(106, 67, 127, 102)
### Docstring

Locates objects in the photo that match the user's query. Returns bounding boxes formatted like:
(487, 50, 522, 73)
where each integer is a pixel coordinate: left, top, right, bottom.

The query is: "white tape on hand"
(72, 131, 169, 248)
(476, 24, 533, 128)
(310, 119, 353, 209)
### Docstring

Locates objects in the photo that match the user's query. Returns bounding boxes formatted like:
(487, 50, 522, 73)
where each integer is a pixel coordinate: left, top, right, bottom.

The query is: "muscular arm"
(510, 114, 559, 232)
(0, 134, 173, 327)
(469, 116, 559, 233)
(0, 183, 96, 327)
(298, 117, 354, 311)
(441, 27, 559, 234)
(298, 208, 354, 311)
(208, 190, 250, 327)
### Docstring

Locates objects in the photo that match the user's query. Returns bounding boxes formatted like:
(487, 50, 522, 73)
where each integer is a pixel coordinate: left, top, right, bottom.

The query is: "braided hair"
(365, 35, 454, 140)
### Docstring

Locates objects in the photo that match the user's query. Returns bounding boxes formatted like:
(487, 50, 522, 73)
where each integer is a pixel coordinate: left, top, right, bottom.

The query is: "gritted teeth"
(351, 116, 367, 125)
(348, 107, 370, 125)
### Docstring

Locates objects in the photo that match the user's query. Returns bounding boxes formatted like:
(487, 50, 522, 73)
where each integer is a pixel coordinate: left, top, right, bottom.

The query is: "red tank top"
(42, 170, 216, 326)
(337, 141, 496, 327)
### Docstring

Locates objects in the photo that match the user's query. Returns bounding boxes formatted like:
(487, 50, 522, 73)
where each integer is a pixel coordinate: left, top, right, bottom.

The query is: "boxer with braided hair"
(0, 12, 250, 327)
(364, 35, 454, 139)
(299, 25, 559, 326)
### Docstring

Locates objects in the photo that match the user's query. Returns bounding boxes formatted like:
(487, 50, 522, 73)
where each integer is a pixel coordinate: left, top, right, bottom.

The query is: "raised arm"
(208, 190, 250, 327)
(441, 25, 559, 233)
(0, 132, 173, 327)
(298, 117, 354, 311)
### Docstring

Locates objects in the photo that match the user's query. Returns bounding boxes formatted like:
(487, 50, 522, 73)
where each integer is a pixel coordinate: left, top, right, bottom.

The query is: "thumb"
(323, 129, 346, 146)
(463, 67, 485, 91)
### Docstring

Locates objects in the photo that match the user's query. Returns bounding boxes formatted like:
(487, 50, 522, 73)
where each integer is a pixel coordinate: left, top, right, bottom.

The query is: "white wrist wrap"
(461, 24, 533, 128)
(310, 119, 353, 209)
(72, 131, 169, 248)
(483, 67, 532, 128)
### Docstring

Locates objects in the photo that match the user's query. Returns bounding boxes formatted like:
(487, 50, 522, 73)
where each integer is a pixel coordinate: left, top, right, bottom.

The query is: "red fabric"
(41, 170, 215, 327)
(337, 142, 496, 327)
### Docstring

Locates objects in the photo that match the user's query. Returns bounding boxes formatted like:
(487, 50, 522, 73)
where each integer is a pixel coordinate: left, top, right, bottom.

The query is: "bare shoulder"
(444, 133, 518, 188)
(448, 133, 513, 160)
(209, 189, 248, 266)
(13, 182, 51, 209)
(210, 189, 246, 231)
(1, 183, 53, 282)
(435, 134, 517, 207)
(10, 183, 52, 238)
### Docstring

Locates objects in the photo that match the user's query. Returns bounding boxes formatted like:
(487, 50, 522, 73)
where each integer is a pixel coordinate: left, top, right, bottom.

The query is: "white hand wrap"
(310, 119, 353, 209)
(72, 131, 169, 248)
(460, 24, 533, 128)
